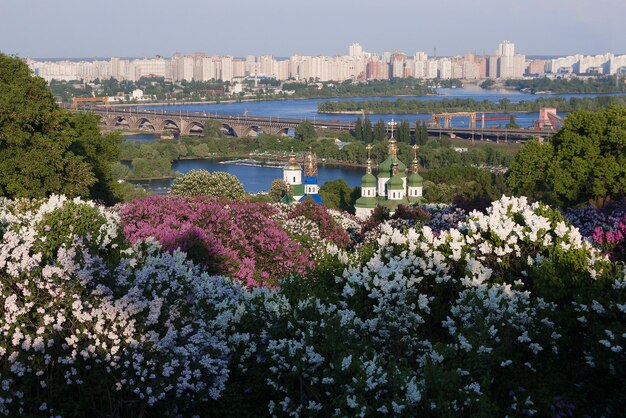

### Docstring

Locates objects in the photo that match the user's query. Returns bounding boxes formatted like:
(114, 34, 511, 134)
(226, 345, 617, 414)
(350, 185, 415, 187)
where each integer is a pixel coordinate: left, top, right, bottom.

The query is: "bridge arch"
(181, 120, 205, 136)
(134, 117, 156, 131)
(220, 123, 237, 137)
(155, 119, 181, 134)
(114, 116, 130, 128)
(239, 125, 263, 137)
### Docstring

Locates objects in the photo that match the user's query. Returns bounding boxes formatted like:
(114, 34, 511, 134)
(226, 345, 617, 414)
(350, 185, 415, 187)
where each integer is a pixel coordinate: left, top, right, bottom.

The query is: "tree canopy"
(507, 105, 626, 207)
(319, 179, 355, 212)
(0, 53, 121, 204)
(294, 120, 317, 141)
(170, 170, 246, 200)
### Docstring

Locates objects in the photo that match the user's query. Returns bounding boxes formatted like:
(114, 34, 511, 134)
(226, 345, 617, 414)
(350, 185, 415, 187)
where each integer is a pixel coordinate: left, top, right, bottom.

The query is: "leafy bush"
(170, 169, 245, 200)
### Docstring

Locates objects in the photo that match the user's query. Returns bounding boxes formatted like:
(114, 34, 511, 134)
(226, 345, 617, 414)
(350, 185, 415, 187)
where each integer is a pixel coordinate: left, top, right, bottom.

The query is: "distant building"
(527, 59, 546, 76)
(355, 123, 423, 219)
(281, 147, 323, 204)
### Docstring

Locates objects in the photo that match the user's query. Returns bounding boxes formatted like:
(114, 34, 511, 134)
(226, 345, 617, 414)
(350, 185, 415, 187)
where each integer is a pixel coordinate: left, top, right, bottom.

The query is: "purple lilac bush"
(119, 196, 312, 287)
(564, 200, 626, 262)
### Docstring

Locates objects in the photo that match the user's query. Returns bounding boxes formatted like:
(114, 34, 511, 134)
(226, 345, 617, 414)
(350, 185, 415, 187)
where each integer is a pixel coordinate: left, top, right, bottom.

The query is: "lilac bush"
(0, 195, 241, 416)
(1, 195, 624, 417)
(564, 200, 626, 262)
(119, 196, 311, 287)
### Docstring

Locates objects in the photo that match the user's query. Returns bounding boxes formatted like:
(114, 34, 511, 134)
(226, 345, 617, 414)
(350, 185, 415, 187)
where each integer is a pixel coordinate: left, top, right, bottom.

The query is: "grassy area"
(435, 135, 523, 158)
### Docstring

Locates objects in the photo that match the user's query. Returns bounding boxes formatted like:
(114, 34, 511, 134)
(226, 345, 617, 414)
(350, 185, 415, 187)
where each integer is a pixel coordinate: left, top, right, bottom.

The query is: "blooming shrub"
(1, 195, 625, 417)
(286, 199, 352, 248)
(591, 216, 626, 262)
(120, 196, 311, 287)
(564, 200, 626, 262)
(0, 196, 241, 416)
(170, 169, 246, 200)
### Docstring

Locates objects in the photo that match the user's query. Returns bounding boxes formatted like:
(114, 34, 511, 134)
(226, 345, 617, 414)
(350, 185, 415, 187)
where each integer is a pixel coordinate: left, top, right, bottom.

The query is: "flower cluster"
(0, 196, 244, 416)
(563, 200, 626, 262)
(119, 196, 311, 287)
(1, 195, 624, 417)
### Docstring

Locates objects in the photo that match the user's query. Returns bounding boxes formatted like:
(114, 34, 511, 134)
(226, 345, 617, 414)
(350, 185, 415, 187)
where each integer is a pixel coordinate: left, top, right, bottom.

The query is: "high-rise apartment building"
(349, 43, 363, 57)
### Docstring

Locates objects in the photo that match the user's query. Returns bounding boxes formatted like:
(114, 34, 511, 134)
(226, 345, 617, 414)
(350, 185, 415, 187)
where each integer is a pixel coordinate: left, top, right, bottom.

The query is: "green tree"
(0, 53, 121, 202)
(480, 78, 495, 89)
(268, 179, 290, 202)
(319, 179, 354, 212)
(415, 120, 428, 145)
(354, 117, 363, 141)
(549, 106, 626, 207)
(204, 119, 223, 138)
(170, 170, 246, 200)
(506, 115, 520, 129)
(295, 120, 317, 141)
(362, 117, 373, 142)
(397, 119, 411, 143)
(507, 106, 626, 207)
(374, 119, 387, 141)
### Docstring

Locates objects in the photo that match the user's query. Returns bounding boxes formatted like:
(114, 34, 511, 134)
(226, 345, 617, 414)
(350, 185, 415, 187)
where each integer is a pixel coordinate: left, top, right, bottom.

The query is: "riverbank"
(317, 94, 626, 115)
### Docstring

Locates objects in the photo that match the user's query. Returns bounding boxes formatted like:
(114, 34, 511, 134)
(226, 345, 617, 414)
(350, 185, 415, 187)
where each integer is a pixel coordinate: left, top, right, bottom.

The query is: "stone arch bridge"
(69, 106, 538, 141)
(72, 107, 353, 137)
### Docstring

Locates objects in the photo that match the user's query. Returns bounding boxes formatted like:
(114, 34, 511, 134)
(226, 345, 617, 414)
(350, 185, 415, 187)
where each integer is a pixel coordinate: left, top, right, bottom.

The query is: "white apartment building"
(438, 59, 452, 79)
(27, 42, 626, 87)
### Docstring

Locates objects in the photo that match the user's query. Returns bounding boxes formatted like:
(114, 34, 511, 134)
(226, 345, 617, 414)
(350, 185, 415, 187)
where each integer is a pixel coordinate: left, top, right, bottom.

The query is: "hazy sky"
(2, 0, 625, 58)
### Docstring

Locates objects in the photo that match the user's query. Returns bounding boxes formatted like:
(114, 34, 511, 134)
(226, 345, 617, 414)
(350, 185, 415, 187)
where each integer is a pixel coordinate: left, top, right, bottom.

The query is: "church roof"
(291, 184, 305, 197)
(298, 194, 323, 204)
(361, 173, 376, 187)
(280, 194, 296, 204)
(388, 175, 404, 190)
(379, 156, 407, 174)
(407, 172, 423, 186)
(355, 196, 378, 208)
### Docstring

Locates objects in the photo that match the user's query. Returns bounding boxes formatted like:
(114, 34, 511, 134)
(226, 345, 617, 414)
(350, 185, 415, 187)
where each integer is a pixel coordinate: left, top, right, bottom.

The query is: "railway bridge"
(72, 106, 342, 137)
(69, 106, 548, 141)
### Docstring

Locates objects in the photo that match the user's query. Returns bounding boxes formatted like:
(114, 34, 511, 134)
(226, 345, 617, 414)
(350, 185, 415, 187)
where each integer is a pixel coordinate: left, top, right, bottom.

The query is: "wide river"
(138, 85, 626, 128)
(131, 86, 626, 193)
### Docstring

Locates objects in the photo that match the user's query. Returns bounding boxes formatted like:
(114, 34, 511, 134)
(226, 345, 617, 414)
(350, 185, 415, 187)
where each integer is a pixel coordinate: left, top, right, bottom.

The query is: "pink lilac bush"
(119, 196, 311, 287)
(287, 200, 352, 248)
(591, 216, 626, 262)
(563, 200, 626, 261)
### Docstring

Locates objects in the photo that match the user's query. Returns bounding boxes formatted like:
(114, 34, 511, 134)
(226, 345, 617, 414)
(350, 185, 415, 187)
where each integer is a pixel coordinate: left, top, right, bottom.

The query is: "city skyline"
(2, 0, 625, 58)
(28, 39, 626, 85)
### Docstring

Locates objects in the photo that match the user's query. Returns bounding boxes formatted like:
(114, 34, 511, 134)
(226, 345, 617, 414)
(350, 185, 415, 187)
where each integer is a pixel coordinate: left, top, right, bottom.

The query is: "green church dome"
(361, 173, 376, 187)
(388, 175, 404, 190)
(407, 172, 423, 186)
(355, 196, 378, 208)
(378, 156, 407, 175)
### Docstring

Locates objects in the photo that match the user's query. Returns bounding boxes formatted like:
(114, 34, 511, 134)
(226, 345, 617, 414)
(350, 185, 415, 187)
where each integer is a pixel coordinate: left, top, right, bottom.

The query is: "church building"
(354, 122, 423, 219)
(281, 146, 323, 204)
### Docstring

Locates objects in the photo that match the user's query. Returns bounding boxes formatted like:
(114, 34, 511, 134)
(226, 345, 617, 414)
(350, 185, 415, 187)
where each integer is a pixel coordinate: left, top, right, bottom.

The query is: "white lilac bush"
(1, 195, 625, 417)
(0, 196, 245, 416)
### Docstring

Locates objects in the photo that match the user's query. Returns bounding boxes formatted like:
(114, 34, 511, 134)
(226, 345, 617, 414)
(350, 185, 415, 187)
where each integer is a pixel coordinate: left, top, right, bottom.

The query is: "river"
(128, 158, 364, 195)
(129, 86, 626, 194)
(138, 85, 626, 128)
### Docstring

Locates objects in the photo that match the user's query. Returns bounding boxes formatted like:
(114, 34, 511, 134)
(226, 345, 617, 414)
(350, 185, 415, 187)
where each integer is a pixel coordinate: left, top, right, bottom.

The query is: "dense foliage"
(505, 76, 626, 94)
(318, 95, 626, 114)
(507, 106, 626, 207)
(169, 170, 245, 200)
(1, 195, 625, 417)
(0, 53, 121, 204)
(285, 78, 436, 99)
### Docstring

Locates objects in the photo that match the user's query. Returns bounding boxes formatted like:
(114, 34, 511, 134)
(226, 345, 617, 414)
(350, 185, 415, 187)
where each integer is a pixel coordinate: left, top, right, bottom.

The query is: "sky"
(1, 0, 625, 58)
